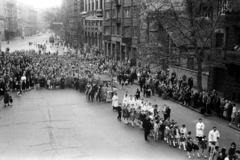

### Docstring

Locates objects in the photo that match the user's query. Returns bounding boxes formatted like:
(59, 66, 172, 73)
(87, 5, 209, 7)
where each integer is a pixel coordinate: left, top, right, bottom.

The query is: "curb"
(229, 124, 240, 132)
(168, 98, 210, 116)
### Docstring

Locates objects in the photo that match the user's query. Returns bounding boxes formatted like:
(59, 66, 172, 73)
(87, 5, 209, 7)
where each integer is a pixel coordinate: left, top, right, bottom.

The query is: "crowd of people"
(0, 38, 240, 159)
(112, 90, 240, 159)
(0, 41, 126, 106)
(124, 70, 240, 128)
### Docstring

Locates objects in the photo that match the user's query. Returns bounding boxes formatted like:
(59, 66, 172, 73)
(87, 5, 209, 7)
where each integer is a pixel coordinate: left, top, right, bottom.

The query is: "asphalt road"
(0, 35, 239, 160)
(1, 34, 64, 54)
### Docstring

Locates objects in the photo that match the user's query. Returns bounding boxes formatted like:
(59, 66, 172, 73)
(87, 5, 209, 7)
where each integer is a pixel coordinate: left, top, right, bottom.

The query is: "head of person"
(213, 126, 217, 132)
(199, 118, 202, 123)
(231, 142, 236, 148)
(182, 124, 186, 128)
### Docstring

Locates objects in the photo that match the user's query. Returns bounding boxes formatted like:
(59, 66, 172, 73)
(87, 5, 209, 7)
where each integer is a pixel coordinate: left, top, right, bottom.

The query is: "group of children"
(114, 91, 228, 159)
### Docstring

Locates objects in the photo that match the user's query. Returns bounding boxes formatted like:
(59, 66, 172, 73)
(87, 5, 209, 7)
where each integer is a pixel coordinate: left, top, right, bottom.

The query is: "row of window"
(105, 6, 138, 19)
(104, 26, 138, 37)
(85, 20, 102, 27)
(85, 0, 103, 12)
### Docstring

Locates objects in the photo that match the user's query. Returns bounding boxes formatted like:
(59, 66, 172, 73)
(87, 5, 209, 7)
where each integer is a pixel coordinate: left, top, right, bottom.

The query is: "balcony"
(104, 35, 111, 41)
(112, 17, 121, 24)
(96, 9, 103, 17)
(80, 11, 87, 17)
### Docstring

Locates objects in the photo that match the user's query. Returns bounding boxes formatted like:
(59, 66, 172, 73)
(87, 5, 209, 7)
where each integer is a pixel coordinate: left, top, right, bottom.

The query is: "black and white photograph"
(0, 0, 240, 160)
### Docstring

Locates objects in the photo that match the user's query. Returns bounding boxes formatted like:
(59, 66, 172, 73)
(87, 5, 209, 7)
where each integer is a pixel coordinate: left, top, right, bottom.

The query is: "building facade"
(4, 0, 18, 40)
(81, 0, 104, 54)
(17, 3, 37, 37)
(62, 0, 84, 49)
(103, 0, 138, 61)
(208, 0, 240, 102)
(0, 0, 5, 50)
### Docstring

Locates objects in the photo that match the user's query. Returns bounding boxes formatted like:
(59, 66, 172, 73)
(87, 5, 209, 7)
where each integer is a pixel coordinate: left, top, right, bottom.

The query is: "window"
(96, 0, 98, 10)
(92, 2, 94, 11)
(104, 26, 110, 35)
(100, 0, 103, 9)
(112, 26, 116, 35)
(124, 7, 131, 18)
(187, 58, 194, 70)
(133, 26, 138, 37)
(117, 25, 121, 35)
(216, 33, 224, 48)
(132, 6, 138, 17)
(218, 0, 229, 15)
(105, 10, 110, 19)
(123, 26, 131, 37)
(112, 9, 116, 18)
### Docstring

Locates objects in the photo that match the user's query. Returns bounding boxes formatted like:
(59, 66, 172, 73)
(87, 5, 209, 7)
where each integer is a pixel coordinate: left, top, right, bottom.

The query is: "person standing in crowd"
(228, 142, 236, 160)
(4, 90, 10, 107)
(135, 88, 140, 100)
(237, 107, 240, 128)
(166, 106, 171, 120)
(199, 136, 208, 158)
(139, 76, 145, 92)
(9, 96, 13, 107)
(228, 102, 233, 122)
(188, 77, 193, 90)
(196, 118, 205, 142)
(112, 93, 119, 111)
(142, 115, 152, 141)
(230, 104, 236, 125)
(208, 126, 220, 158)
(217, 147, 227, 160)
(117, 103, 122, 121)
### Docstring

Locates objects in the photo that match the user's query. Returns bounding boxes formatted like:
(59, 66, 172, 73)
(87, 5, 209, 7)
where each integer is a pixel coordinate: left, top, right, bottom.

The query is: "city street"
(0, 35, 239, 160)
(1, 34, 64, 54)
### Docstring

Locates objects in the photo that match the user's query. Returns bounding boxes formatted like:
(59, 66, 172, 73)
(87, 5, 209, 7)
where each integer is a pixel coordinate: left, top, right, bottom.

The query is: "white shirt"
(21, 76, 26, 81)
(112, 95, 119, 107)
(196, 122, 205, 137)
(208, 130, 220, 142)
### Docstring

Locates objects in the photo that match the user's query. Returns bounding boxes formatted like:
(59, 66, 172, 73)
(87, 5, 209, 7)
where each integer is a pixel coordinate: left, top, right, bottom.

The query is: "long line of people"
(113, 91, 240, 160)
(132, 70, 240, 128)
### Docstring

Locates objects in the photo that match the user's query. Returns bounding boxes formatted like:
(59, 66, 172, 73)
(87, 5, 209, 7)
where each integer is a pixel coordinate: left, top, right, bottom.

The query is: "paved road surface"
(0, 34, 239, 160)
(1, 34, 64, 54)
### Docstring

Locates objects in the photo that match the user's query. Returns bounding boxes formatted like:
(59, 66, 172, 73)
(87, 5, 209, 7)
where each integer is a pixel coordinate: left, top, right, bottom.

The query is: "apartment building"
(0, 0, 5, 48)
(208, 0, 240, 102)
(4, 0, 18, 40)
(81, 0, 104, 54)
(103, 0, 138, 61)
(17, 3, 37, 37)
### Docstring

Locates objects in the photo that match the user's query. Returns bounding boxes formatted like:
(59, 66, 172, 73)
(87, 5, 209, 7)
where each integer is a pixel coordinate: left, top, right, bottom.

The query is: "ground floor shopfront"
(103, 36, 137, 63)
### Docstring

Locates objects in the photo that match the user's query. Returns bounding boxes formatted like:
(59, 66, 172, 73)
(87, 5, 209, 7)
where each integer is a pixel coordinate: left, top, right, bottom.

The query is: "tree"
(44, 4, 84, 48)
(134, 0, 226, 92)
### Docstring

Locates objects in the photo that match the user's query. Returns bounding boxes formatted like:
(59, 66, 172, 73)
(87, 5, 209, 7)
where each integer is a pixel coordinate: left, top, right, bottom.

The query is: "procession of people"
(0, 36, 240, 160)
(112, 90, 240, 159)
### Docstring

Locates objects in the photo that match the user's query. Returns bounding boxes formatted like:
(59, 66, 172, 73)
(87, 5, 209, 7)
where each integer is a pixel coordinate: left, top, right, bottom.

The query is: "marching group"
(0, 40, 240, 159)
(130, 70, 240, 128)
(112, 90, 240, 159)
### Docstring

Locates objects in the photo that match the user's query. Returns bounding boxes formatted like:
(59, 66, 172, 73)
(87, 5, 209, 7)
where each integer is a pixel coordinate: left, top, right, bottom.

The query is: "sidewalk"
(131, 80, 240, 132)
